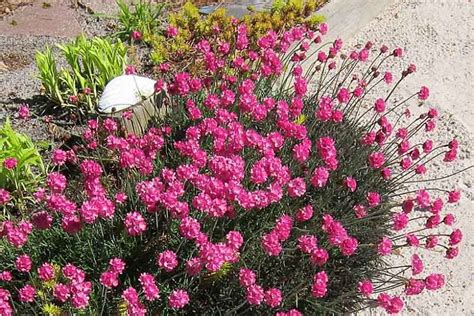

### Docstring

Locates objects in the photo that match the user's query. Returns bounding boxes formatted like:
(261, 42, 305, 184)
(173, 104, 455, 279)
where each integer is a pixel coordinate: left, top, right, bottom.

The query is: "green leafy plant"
(114, 0, 166, 43)
(0, 118, 45, 213)
(35, 35, 128, 115)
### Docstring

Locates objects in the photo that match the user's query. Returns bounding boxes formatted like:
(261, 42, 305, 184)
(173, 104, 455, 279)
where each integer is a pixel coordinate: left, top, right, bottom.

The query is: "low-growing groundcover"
(0, 23, 466, 315)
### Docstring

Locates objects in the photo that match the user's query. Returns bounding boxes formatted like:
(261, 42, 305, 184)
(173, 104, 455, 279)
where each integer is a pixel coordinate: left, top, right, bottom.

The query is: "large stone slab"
(0, 0, 82, 38)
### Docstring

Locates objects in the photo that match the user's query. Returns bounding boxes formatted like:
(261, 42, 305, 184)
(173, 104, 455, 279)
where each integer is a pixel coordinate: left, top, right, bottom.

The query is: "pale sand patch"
(345, 0, 473, 314)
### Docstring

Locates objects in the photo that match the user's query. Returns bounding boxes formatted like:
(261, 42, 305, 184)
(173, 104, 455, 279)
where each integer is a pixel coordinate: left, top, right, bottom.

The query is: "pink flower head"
(368, 152, 385, 169)
(358, 280, 373, 297)
(449, 229, 463, 246)
(157, 250, 178, 272)
(37, 262, 55, 281)
(166, 26, 178, 38)
(366, 192, 381, 208)
(418, 86, 430, 100)
(106, 258, 125, 275)
(0, 189, 11, 205)
(287, 177, 306, 197)
(378, 237, 392, 256)
(297, 235, 318, 254)
(411, 254, 424, 275)
(310, 248, 329, 266)
(124, 212, 147, 236)
(15, 255, 32, 272)
(3, 158, 17, 170)
(340, 237, 358, 256)
(311, 166, 330, 188)
(393, 212, 408, 231)
(424, 274, 445, 290)
(131, 30, 142, 41)
(446, 247, 459, 259)
(311, 271, 328, 298)
(239, 268, 256, 288)
(168, 289, 189, 309)
(53, 283, 70, 302)
(264, 288, 282, 308)
(139, 273, 160, 301)
(448, 190, 461, 203)
(246, 284, 265, 305)
(295, 205, 314, 222)
(343, 177, 357, 192)
(405, 278, 425, 296)
(18, 284, 36, 303)
(100, 271, 119, 288)
(18, 104, 30, 119)
(374, 98, 386, 113)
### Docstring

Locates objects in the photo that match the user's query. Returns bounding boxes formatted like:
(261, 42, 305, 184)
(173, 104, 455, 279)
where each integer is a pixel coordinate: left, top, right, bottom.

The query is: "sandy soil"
(347, 0, 474, 314)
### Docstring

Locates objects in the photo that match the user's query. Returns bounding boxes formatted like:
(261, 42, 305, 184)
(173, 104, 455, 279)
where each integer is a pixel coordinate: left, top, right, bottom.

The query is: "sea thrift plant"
(0, 22, 468, 315)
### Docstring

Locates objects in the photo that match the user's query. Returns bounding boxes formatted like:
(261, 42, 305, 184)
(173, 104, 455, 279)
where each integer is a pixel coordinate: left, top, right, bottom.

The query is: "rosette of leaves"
(35, 35, 127, 116)
(0, 119, 45, 214)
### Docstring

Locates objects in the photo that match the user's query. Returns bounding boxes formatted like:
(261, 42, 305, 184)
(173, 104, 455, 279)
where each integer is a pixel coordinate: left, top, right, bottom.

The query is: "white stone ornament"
(98, 75, 156, 113)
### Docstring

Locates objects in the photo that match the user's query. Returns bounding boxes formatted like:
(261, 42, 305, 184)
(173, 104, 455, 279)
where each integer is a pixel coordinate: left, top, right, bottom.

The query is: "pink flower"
(310, 248, 329, 266)
(179, 217, 201, 240)
(100, 271, 119, 288)
(411, 254, 424, 275)
(448, 190, 461, 203)
(124, 212, 147, 236)
(297, 235, 318, 254)
(295, 205, 313, 222)
(353, 204, 367, 218)
(393, 212, 408, 230)
(311, 166, 330, 188)
(449, 229, 463, 245)
(378, 237, 392, 255)
(3, 158, 17, 170)
(319, 23, 328, 35)
(287, 177, 306, 197)
(0, 271, 12, 282)
(406, 234, 420, 247)
(139, 273, 160, 301)
(52, 149, 67, 165)
(443, 214, 455, 225)
(294, 77, 307, 96)
(109, 258, 125, 274)
(239, 268, 256, 288)
(405, 279, 425, 296)
(0, 189, 11, 205)
(424, 274, 445, 290)
(264, 288, 282, 308)
(446, 247, 459, 259)
(246, 284, 265, 305)
(368, 152, 385, 169)
(261, 232, 282, 256)
(418, 86, 430, 100)
(384, 72, 393, 84)
(168, 289, 189, 309)
(425, 235, 438, 249)
(131, 30, 142, 41)
(15, 255, 32, 272)
(374, 98, 386, 113)
(37, 263, 55, 281)
(366, 192, 381, 208)
(18, 104, 30, 119)
(340, 237, 358, 256)
(358, 280, 373, 297)
(53, 283, 70, 302)
(343, 177, 357, 192)
(185, 258, 202, 276)
(157, 250, 178, 272)
(166, 26, 178, 38)
(18, 285, 36, 302)
(311, 271, 328, 298)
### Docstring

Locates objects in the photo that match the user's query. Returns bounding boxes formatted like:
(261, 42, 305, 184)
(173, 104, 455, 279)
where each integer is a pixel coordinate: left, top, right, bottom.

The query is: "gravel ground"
(347, 0, 474, 314)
